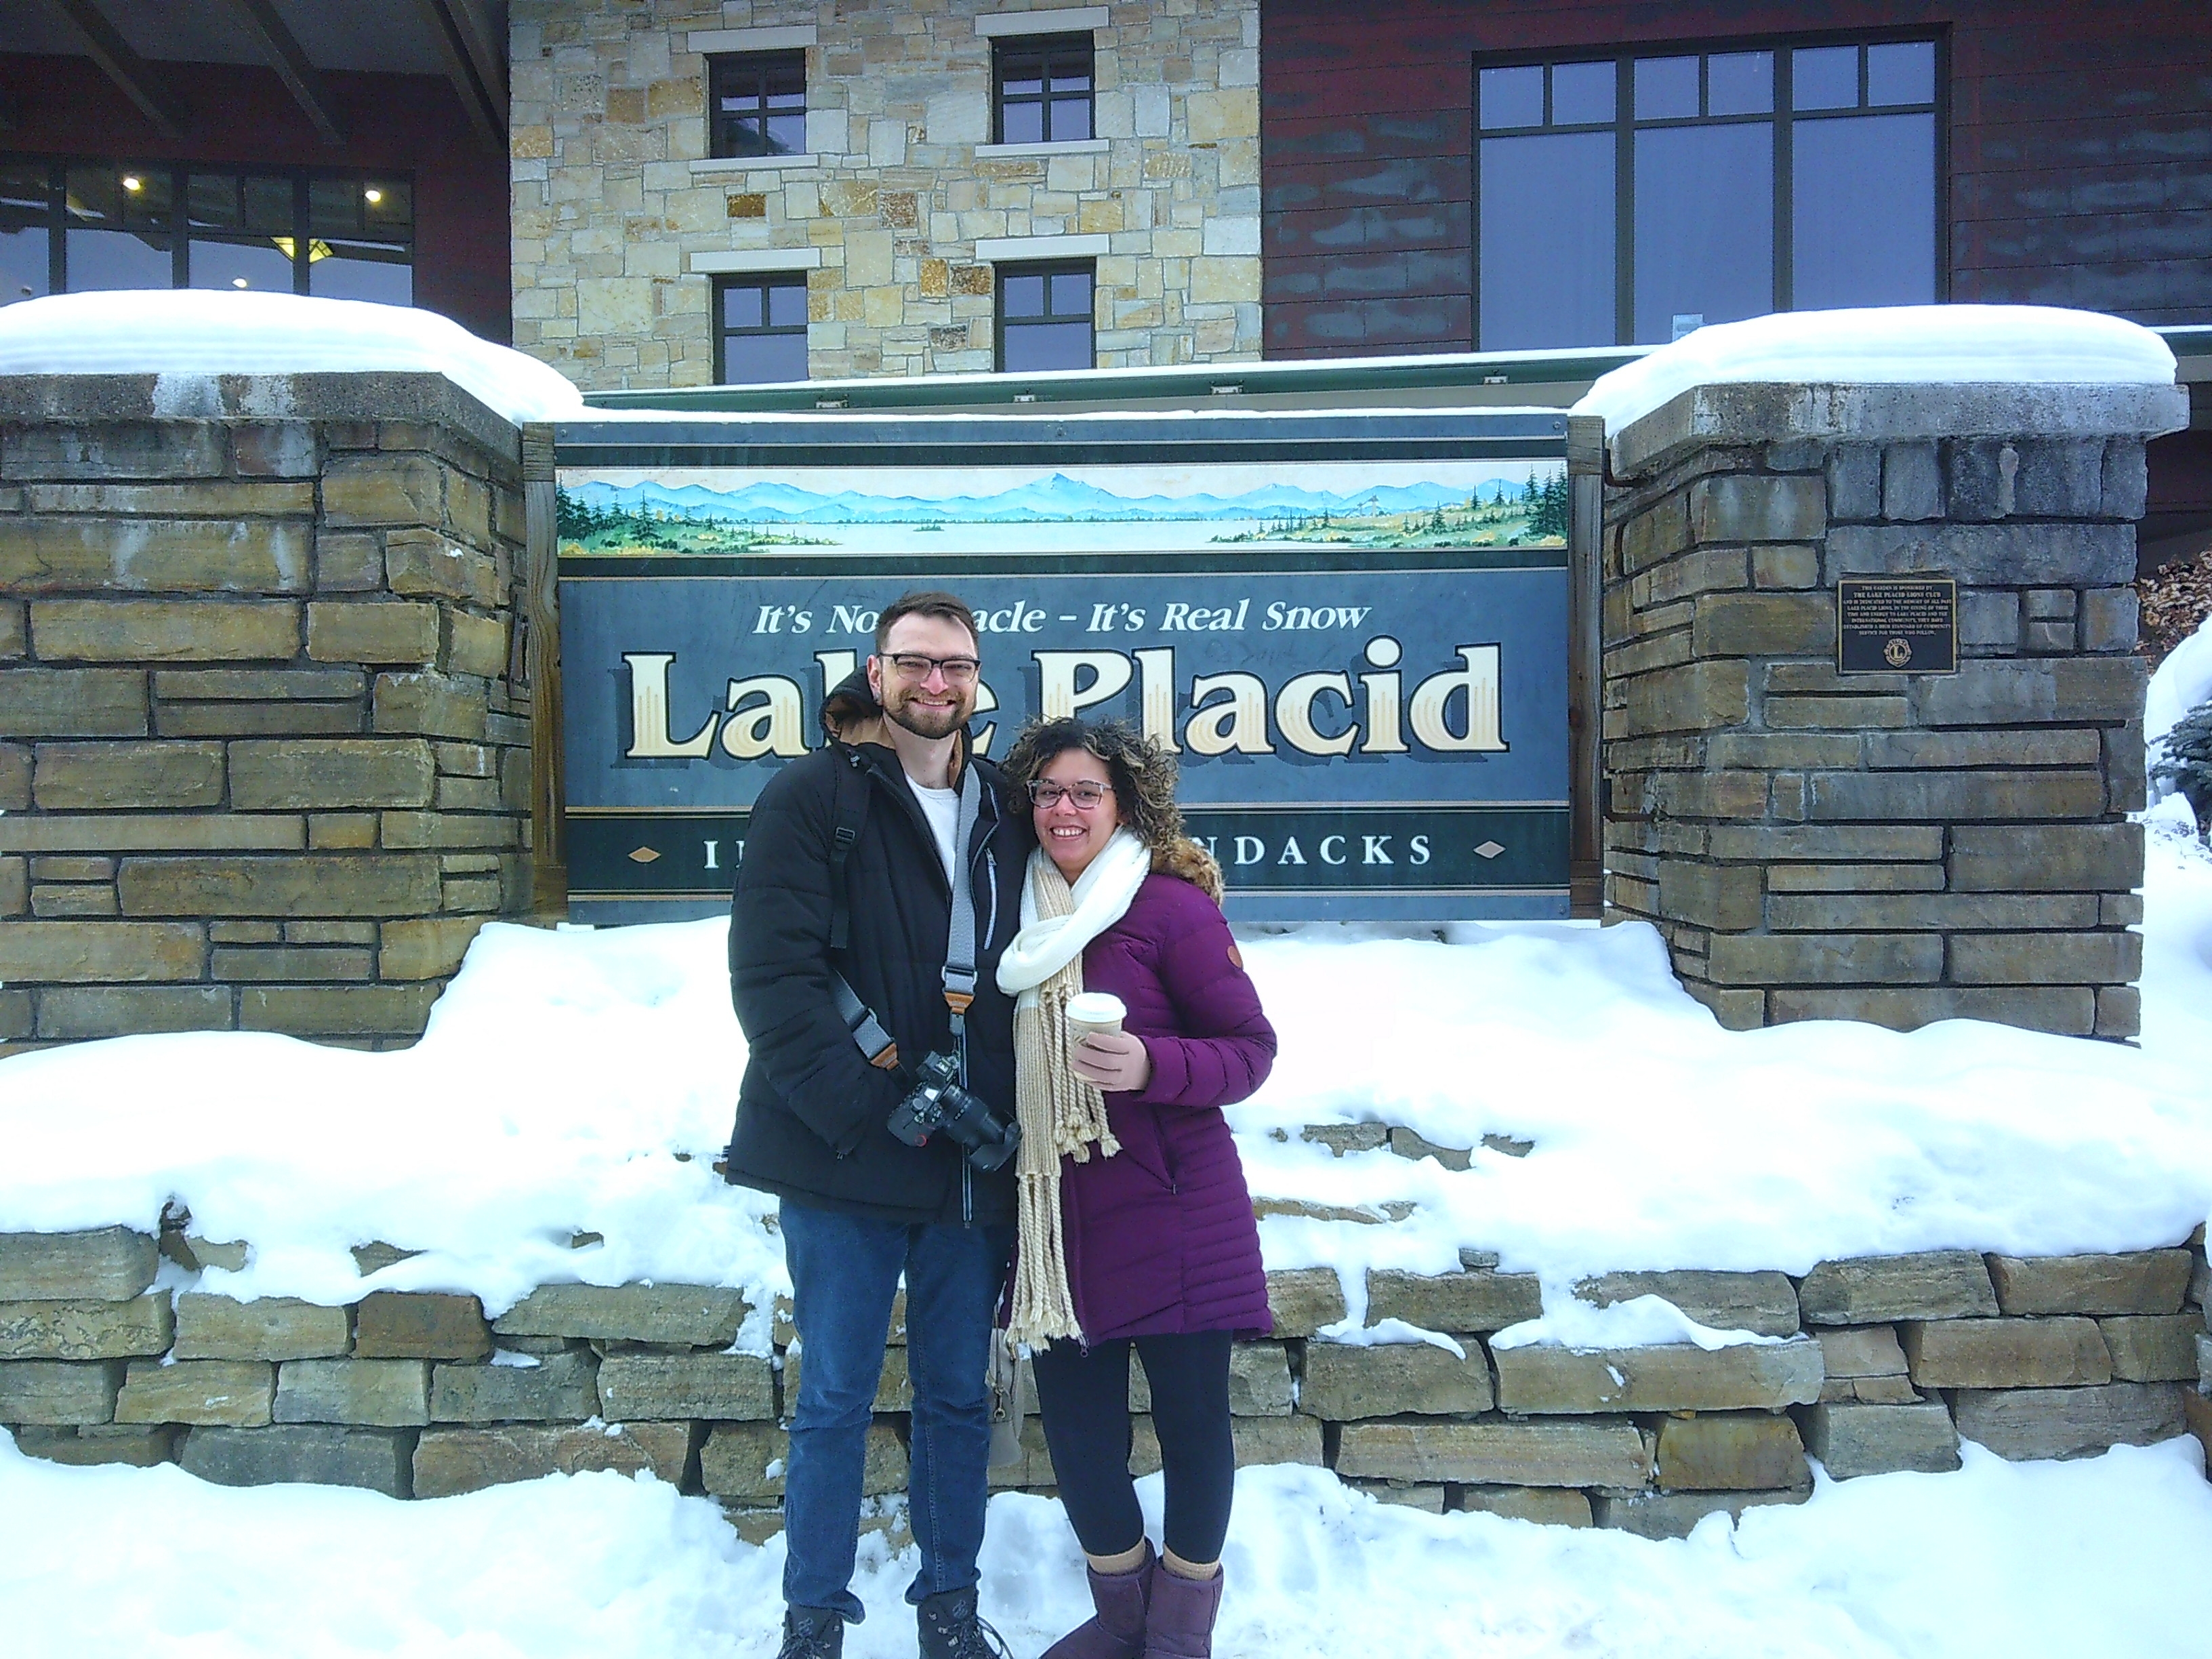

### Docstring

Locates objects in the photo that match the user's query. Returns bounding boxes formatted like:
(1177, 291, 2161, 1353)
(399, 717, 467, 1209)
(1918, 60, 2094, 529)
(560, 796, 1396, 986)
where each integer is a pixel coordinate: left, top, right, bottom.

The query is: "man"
(726, 590, 1029, 1659)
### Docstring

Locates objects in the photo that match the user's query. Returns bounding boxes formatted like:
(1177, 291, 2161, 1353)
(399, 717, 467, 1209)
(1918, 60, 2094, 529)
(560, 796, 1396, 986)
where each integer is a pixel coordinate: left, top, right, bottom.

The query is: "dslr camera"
(887, 1050, 1021, 1171)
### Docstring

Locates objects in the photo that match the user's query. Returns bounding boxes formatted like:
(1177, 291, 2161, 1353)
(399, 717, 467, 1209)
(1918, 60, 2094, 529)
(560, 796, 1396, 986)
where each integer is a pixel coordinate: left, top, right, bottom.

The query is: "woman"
(994, 718, 1275, 1659)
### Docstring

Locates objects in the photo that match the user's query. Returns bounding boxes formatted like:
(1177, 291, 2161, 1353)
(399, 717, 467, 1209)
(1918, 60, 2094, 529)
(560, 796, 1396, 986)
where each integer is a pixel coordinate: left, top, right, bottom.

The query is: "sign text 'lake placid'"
(554, 416, 1577, 922)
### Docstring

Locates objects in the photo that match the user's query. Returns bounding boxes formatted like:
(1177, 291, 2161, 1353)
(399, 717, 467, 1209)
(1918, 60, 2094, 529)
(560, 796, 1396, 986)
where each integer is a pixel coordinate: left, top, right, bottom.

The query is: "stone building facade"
(510, 0, 1263, 389)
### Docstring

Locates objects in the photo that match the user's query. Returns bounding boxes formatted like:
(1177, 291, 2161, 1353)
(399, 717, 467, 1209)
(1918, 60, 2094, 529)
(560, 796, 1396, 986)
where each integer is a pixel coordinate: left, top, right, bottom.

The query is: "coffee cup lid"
(1065, 992, 1126, 1023)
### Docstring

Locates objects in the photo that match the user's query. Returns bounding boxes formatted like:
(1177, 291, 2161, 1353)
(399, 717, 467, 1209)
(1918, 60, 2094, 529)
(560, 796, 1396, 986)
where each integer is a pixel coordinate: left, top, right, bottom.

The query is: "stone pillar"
(1600, 380, 2190, 1038)
(0, 373, 535, 1050)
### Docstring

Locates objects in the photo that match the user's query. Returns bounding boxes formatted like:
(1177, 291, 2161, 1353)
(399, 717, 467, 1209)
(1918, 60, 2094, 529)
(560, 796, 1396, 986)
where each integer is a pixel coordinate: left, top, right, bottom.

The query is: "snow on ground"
(1572, 304, 2177, 433)
(3, 1428, 2208, 1659)
(2, 833, 2209, 1336)
(2147, 612, 2212, 752)
(0, 291, 586, 424)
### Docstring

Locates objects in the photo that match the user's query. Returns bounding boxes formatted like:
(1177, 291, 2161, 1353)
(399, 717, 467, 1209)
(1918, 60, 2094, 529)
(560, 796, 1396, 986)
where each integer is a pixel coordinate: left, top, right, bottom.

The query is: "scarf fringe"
(1004, 852, 1129, 1349)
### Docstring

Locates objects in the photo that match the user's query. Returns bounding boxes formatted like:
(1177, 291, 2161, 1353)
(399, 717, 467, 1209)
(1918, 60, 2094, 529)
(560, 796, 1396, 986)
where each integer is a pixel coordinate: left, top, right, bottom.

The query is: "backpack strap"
(826, 745, 870, 952)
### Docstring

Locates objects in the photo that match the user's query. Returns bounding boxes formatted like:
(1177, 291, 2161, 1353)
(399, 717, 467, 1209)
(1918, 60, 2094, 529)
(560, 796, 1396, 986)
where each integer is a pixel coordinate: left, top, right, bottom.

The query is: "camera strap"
(829, 756, 985, 1072)
(941, 762, 983, 1046)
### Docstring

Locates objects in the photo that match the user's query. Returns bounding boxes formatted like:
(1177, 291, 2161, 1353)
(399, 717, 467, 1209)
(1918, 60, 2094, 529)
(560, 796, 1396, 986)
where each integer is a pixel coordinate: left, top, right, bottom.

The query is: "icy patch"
(1572, 304, 2175, 434)
(1492, 1290, 1782, 1353)
(1313, 1317, 1467, 1359)
(0, 291, 585, 424)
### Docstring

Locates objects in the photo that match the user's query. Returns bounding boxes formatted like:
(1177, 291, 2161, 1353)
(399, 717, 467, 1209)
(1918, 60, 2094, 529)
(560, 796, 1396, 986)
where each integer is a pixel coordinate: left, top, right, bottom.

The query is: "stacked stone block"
(1598, 381, 2192, 1036)
(0, 375, 534, 1050)
(510, 0, 1262, 388)
(6, 1214, 2203, 1534)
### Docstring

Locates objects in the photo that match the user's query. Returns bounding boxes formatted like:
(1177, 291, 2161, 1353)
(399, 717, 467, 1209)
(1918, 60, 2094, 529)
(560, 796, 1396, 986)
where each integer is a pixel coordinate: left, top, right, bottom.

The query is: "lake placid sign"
(554, 417, 1576, 923)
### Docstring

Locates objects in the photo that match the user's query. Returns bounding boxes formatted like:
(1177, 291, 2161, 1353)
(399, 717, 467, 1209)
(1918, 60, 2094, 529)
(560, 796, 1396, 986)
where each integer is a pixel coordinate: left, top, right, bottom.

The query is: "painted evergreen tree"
(1529, 472, 1571, 541)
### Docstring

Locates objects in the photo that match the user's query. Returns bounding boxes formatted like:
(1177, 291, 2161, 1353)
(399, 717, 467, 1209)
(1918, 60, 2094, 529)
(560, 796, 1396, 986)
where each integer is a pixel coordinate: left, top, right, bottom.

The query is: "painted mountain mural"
(556, 464, 1570, 556)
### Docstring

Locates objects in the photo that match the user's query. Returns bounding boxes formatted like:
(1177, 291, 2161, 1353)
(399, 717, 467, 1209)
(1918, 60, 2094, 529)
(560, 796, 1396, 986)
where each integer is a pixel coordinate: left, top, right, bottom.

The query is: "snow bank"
(0, 918, 781, 1321)
(3, 1431, 2209, 1659)
(1572, 304, 2177, 434)
(1223, 842, 2212, 1298)
(2146, 610, 2212, 755)
(1, 836, 2208, 1328)
(0, 291, 584, 425)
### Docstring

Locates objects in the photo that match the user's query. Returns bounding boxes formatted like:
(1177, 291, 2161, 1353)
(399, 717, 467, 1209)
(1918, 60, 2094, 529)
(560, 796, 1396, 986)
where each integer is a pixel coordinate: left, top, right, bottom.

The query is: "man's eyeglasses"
(881, 652, 981, 685)
(1029, 779, 1113, 810)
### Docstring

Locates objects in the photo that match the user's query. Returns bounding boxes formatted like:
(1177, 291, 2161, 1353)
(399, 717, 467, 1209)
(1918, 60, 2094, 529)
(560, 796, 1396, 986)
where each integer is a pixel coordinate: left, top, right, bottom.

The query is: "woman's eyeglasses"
(881, 652, 980, 685)
(1029, 780, 1113, 809)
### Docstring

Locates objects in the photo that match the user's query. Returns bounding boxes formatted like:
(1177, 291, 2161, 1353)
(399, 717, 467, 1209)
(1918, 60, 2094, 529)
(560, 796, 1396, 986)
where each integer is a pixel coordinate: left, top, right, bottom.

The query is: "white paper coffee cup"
(1065, 991, 1126, 1039)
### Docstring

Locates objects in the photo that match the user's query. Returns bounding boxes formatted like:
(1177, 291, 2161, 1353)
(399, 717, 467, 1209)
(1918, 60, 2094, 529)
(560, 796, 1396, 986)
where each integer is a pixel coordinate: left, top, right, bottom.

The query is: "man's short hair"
(875, 590, 979, 653)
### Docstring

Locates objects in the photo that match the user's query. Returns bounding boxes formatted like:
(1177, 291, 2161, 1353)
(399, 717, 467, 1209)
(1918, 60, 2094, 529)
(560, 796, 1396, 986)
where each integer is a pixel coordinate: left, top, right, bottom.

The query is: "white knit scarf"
(994, 828, 1151, 1346)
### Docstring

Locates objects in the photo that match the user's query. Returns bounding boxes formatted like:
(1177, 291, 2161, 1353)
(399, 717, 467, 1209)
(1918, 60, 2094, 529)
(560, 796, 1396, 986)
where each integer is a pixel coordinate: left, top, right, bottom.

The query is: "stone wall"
(0, 375, 535, 1052)
(510, 0, 1263, 387)
(6, 1159, 2205, 1534)
(1599, 382, 2193, 1036)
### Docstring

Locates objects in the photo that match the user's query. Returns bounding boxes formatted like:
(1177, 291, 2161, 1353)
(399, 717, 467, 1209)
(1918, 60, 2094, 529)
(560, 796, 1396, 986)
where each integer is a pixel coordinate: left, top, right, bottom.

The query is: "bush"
(2150, 701, 2212, 837)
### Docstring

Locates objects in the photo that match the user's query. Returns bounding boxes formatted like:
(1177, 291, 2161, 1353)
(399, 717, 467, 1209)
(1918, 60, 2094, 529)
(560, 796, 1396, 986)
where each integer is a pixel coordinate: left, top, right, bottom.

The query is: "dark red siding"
(1262, 0, 2212, 359)
(0, 54, 508, 344)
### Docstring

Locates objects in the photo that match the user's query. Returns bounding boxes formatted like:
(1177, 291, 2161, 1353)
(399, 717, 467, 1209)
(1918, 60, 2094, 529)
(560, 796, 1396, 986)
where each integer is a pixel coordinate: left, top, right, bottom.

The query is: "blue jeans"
(779, 1199, 1011, 1622)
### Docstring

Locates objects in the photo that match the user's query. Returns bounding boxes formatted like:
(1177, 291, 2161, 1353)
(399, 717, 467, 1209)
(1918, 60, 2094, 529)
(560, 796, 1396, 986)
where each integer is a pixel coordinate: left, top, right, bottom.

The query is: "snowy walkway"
(4, 1431, 2209, 1658)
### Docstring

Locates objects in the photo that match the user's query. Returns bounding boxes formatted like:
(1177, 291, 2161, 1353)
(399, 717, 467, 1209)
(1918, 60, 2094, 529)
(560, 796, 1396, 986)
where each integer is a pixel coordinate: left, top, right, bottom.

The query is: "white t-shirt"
(907, 779, 959, 884)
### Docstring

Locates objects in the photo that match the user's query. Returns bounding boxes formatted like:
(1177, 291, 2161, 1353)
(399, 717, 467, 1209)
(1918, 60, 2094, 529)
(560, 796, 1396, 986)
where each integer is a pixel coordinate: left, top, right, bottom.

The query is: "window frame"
(994, 258, 1097, 373)
(991, 31, 1096, 146)
(0, 155, 414, 306)
(713, 272, 811, 385)
(1469, 29, 1948, 350)
(706, 50, 809, 160)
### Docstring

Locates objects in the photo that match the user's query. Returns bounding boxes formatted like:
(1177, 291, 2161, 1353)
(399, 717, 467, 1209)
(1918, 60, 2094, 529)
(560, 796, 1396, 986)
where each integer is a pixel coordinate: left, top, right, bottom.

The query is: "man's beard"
(885, 689, 971, 741)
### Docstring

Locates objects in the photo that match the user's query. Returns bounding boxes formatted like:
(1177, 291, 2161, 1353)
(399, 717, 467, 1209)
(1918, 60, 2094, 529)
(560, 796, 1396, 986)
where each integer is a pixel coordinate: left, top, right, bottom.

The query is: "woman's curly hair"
(998, 717, 1185, 856)
(1000, 717, 1227, 901)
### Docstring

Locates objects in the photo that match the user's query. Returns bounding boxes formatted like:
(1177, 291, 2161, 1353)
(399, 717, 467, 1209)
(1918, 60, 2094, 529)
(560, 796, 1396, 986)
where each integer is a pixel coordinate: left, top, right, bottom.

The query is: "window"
(307, 176, 415, 306)
(66, 162, 177, 291)
(716, 274, 809, 383)
(1, 162, 54, 304)
(1474, 37, 1939, 349)
(710, 52, 807, 158)
(993, 33, 1093, 144)
(187, 173, 297, 295)
(997, 262, 1093, 371)
(0, 157, 412, 306)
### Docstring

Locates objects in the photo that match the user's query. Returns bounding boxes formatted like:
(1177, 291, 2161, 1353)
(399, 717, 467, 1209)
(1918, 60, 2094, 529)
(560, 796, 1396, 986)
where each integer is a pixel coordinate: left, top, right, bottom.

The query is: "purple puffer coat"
(1059, 871, 1276, 1343)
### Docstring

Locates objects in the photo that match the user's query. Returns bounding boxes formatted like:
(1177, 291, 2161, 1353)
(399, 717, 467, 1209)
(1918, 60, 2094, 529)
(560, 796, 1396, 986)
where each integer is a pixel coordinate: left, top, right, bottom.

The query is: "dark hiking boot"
(777, 1604, 844, 1659)
(1141, 1564, 1224, 1659)
(916, 1585, 1012, 1659)
(1042, 1547, 1154, 1658)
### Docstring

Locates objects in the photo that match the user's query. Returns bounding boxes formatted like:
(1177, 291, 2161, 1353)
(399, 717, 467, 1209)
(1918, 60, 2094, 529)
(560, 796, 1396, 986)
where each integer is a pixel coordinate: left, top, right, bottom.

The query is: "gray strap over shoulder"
(941, 763, 983, 1038)
(830, 758, 985, 1069)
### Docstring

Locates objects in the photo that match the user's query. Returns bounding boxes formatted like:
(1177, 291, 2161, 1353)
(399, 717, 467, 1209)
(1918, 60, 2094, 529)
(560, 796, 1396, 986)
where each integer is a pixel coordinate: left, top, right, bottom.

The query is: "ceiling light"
(121, 175, 142, 192)
(364, 187, 382, 204)
(232, 277, 249, 289)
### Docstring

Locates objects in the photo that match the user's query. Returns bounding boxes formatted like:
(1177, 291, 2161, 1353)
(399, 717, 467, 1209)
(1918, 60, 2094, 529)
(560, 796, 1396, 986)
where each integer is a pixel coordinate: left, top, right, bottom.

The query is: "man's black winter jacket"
(722, 714, 1029, 1227)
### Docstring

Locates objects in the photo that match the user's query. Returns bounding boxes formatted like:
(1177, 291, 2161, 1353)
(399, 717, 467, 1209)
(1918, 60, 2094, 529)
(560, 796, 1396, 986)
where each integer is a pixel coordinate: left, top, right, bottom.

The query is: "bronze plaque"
(1837, 575, 1958, 675)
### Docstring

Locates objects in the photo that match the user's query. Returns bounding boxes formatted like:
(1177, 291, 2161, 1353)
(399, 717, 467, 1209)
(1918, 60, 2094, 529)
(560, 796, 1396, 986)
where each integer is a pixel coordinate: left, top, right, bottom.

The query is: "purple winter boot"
(1140, 1563, 1224, 1659)
(1042, 1547, 1155, 1659)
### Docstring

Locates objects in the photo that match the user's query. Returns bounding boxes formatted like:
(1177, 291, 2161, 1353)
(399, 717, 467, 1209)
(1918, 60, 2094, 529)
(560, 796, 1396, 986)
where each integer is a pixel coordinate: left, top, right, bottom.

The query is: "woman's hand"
(1071, 1030, 1152, 1093)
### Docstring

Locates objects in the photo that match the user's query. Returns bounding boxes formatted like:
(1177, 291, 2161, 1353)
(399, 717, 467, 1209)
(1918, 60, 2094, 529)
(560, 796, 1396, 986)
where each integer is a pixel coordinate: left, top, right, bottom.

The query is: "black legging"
(1029, 1330, 1236, 1565)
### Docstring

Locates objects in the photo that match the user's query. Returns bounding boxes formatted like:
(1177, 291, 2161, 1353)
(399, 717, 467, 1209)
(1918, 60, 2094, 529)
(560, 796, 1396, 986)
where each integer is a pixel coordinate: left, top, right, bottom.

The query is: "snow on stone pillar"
(1591, 319, 2190, 1038)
